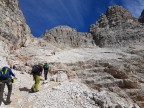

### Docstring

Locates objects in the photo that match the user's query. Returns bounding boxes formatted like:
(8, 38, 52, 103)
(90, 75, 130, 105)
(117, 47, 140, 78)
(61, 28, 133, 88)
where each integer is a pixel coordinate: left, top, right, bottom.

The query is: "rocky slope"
(6, 41, 143, 107)
(89, 5, 144, 47)
(1, 69, 140, 108)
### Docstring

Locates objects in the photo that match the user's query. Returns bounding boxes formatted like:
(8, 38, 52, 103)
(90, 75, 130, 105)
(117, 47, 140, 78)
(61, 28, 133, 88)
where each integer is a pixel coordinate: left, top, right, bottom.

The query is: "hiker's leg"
(44, 70, 48, 80)
(0, 83, 5, 105)
(32, 75, 36, 91)
(35, 75, 40, 91)
(33, 75, 40, 91)
(6, 82, 12, 103)
(45, 72, 48, 80)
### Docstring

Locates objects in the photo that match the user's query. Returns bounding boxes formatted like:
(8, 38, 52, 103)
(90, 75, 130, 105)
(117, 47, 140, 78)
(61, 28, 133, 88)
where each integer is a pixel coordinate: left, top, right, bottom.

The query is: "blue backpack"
(0, 67, 10, 80)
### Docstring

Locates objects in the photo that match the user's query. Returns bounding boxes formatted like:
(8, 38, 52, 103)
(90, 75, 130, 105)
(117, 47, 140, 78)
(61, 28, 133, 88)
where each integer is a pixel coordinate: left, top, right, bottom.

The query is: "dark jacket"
(43, 63, 49, 71)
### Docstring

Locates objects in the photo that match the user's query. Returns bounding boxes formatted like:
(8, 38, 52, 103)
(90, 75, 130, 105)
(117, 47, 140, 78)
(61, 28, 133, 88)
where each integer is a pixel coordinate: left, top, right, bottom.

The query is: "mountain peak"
(90, 5, 135, 30)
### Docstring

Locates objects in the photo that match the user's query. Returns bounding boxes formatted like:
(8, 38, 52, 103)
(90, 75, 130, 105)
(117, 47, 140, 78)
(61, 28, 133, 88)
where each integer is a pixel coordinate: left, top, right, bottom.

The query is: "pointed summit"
(106, 5, 133, 27)
(90, 5, 134, 30)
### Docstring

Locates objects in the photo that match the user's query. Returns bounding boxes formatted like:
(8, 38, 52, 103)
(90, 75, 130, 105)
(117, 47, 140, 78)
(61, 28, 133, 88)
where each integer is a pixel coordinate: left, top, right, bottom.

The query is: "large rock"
(89, 5, 144, 47)
(0, 0, 33, 49)
(41, 26, 95, 48)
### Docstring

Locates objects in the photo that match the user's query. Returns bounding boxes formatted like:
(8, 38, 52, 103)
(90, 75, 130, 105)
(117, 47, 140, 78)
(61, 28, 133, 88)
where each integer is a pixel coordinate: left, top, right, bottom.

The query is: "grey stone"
(41, 26, 95, 48)
(0, 0, 33, 49)
(89, 5, 144, 47)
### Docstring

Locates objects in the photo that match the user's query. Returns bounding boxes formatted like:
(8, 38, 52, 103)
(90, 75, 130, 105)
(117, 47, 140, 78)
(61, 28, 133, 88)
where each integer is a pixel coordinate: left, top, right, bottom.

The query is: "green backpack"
(0, 67, 9, 80)
(43, 64, 49, 70)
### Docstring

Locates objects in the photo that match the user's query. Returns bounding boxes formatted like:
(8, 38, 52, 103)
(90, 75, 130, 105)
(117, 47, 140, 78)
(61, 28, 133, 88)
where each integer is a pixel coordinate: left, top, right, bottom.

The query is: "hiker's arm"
(9, 69, 17, 79)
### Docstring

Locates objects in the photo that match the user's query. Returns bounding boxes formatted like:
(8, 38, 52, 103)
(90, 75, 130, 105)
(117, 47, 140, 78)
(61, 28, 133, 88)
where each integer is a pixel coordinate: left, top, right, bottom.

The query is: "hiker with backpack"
(43, 63, 49, 80)
(0, 66, 16, 105)
(31, 64, 43, 93)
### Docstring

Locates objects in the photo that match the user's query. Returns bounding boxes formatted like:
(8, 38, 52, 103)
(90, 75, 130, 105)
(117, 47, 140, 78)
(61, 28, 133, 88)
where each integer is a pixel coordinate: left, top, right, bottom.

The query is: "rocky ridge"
(89, 5, 144, 47)
(41, 26, 95, 48)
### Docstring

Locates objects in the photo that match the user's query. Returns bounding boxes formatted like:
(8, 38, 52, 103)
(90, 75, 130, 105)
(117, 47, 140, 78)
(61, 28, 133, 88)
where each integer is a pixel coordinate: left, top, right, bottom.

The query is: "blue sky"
(19, 0, 144, 37)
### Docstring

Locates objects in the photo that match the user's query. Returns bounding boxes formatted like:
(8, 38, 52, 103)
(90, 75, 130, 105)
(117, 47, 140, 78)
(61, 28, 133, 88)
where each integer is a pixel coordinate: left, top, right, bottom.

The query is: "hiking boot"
(5, 101, 11, 105)
(29, 88, 34, 93)
(31, 88, 34, 92)
(29, 89, 39, 93)
(34, 90, 39, 93)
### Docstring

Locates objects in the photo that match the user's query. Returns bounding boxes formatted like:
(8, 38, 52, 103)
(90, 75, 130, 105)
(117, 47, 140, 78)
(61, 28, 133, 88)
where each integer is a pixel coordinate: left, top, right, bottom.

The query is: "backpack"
(43, 64, 49, 70)
(32, 65, 42, 75)
(0, 67, 10, 80)
(13, 65, 16, 69)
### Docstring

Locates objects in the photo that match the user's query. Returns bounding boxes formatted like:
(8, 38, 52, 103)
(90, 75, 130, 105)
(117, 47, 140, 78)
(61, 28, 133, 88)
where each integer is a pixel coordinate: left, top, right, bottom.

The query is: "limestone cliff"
(41, 26, 95, 48)
(0, 0, 33, 49)
(89, 5, 144, 47)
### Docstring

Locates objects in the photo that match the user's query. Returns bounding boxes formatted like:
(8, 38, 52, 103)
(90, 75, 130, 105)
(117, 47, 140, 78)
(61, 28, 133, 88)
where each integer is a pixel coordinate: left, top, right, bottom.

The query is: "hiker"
(31, 64, 43, 93)
(51, 52, 55, 55)
(13, 65, 16, 70)
(0, 65, 16, 105)
(43, 63, 49, 80)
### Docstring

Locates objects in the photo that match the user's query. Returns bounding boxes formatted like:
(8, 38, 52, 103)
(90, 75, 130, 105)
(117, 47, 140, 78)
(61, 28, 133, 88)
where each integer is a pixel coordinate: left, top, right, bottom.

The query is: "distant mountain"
(89, 5, 144, 47)
(41, 26, 95, 48)
(1, 1, 144, 49)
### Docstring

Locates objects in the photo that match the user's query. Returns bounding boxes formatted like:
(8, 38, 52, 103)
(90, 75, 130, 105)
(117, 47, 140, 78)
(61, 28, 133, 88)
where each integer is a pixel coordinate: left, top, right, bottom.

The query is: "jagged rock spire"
(90, 5, 134, 30)
(89, 5, 144, 47)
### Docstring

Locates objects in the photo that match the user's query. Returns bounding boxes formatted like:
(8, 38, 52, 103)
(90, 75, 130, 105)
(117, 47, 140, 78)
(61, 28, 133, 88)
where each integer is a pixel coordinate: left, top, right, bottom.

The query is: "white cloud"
(40, 0, 91, 28)
(121, 0, 144, 18)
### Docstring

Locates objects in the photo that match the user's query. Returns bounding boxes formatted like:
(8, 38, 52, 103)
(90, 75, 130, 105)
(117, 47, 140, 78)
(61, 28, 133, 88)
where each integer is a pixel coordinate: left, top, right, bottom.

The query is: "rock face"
(0, 0, 33, 49)
(0, 41, 9, 66)
(41, 26, 95, 48)
(139, 10, 144, 23)
(89, 5, 144, 47)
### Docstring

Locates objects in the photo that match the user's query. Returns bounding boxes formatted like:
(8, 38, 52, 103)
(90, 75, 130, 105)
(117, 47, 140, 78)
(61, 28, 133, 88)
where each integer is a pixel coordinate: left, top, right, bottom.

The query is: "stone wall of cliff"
(89, 5, 144, 47)
(41, 26, 95, 48)
(0, 0, 33, 49)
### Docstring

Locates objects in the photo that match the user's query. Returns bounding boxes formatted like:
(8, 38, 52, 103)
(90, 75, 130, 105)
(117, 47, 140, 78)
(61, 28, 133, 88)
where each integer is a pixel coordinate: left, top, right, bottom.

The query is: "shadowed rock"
(139, 10, 144, 23)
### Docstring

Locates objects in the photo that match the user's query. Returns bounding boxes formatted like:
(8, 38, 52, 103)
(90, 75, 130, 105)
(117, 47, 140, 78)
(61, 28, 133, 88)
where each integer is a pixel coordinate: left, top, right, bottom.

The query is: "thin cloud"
(121, 0, 144, 17)
(32, 0, 94, 29)
(67, 0, 87, 27)
(19, 0, 114, 36)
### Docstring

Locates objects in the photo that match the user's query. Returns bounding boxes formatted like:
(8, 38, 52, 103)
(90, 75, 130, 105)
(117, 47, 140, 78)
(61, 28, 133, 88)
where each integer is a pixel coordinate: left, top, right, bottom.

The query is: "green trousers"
(32, 75, 40, 92)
